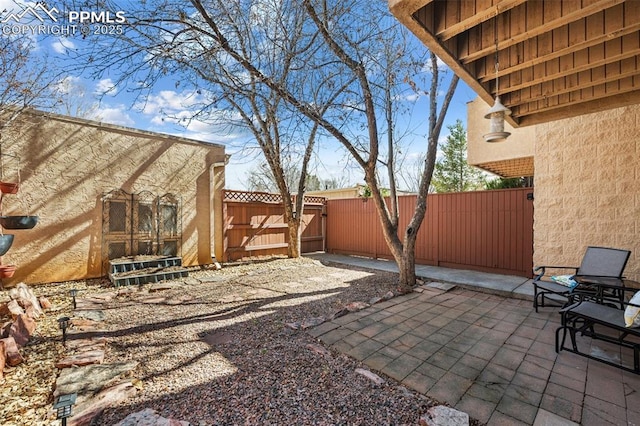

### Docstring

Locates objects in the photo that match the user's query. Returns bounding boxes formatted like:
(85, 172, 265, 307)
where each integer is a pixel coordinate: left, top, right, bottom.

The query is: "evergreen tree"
(432, 120, 484, 193)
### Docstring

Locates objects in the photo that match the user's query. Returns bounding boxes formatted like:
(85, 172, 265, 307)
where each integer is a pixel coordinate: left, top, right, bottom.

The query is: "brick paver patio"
(308, 285, 640, 426)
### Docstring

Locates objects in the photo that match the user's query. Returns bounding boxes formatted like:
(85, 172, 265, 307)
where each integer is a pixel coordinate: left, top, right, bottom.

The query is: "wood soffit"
(475, 156, 534, 178)
(390, 0, 640, 127)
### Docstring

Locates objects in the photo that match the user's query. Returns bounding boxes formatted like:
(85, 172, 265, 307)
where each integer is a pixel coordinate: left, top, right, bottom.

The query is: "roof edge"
(7, 108, 226, 150)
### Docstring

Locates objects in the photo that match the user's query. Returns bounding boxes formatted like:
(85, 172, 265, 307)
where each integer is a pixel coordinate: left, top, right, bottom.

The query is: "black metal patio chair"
(532, 246, 631, 312)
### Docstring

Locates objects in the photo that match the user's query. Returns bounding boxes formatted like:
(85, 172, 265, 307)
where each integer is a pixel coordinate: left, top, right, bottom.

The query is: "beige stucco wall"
(0, 110, 226, 285)
(467, 97, 535, 166)
(533, 104, 640, 281)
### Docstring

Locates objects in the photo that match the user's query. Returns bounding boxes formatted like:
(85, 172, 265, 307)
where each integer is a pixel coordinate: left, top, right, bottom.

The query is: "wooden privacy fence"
(223, 190, 325, 261)
(325, 188, 534, 277)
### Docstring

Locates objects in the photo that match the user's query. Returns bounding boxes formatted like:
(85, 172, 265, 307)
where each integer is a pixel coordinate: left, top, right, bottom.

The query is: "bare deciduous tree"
(62, 0, 458, 290)
(64, 0, 342, 257)
(0, 36, 59, 136)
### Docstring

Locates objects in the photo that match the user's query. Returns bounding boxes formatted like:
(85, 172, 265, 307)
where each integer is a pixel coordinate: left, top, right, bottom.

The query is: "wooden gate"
(223, 190, 325, 261)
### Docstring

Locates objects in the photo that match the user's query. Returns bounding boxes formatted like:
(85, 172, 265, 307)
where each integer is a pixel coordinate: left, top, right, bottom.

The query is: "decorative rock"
(54, 362, 139, 398)
(138, 296, 168, 304)
(86, 292, 115, 302)
(368, 296, 383, 305)
(0, 321, 11, 338)
(68, 381, 137, 426)
(75, 310, 106, 322)
(38, 296, 52, 309)
(219, 295, 244, 303)
(10, 283, 43, 318)
(70, 318, 100, 328)
(65, 338, 107, 353)
(397, 385, 414, 398)
(419, 405, 469, 426)
(285, 322, 301, 330)
(306, 343, 331, 357)
(75, 300, 104, 310)
(113, 408, 190, 426)
(201, 332, 232, 346)
(382, 291, 395, 300)
(346, 301, 370, 312)
(55, 350, 105, 368)
(0, 336, 23, 366)
(10, 314, 36, 347)
(149, 282, 181, 293)
(117, 287, 137, 296)
(183, 277, 201, 286)
(22, 300, 40, 319)
(331, 308, 349, 319)
(301, 317, 326, 329)
(2, 300, 24, 318)
(355, 368, 385, 385)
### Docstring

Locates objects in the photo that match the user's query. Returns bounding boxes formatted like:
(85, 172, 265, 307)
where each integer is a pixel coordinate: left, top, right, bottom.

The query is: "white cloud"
(53, 75, 82, 95)
(95, 78, 117, 96)
(138, 89, 246, 144)
(51, 38, 75, 54)
(88, 105, 135, 127)
(403, 93, 420, 102)
(139, 90, 204, 115)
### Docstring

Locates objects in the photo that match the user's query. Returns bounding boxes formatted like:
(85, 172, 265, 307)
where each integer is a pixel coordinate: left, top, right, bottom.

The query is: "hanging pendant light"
(483, 95, 511, 142)
(484, 19, 511, 143)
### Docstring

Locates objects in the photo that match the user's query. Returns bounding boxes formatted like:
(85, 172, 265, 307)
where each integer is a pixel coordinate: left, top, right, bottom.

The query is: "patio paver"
(308, 252, 640, 425)
(315, 288, 558, 424)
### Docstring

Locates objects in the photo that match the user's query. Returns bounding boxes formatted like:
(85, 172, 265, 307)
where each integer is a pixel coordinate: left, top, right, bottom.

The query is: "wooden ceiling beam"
(475, 18, 640, 83)
(511, 75, 640, 119)
(511, 57, 640, 104)
(393, 0, 640, 127)
(515, 87, 640, 126)
(435, 0, 527, 41)
(492, 45, 640, 97)
(458, 0, 625, 65)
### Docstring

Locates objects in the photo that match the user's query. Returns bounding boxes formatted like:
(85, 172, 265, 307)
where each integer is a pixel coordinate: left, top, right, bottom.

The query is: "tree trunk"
(287, 218, 301, 258)
(397, 252, 416, 292)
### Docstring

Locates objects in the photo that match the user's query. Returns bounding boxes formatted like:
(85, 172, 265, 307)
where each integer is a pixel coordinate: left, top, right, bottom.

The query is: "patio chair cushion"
(551, 275, 578, 289)
(624, 291, 640, 328)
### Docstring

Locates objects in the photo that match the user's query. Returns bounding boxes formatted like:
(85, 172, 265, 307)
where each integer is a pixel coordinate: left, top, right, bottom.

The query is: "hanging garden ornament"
(483, 95, 511, 142)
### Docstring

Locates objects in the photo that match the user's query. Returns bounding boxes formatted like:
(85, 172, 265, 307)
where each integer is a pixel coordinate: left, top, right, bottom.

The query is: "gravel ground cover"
(2, 257, 466, 425)
(1, 277, 94, 425)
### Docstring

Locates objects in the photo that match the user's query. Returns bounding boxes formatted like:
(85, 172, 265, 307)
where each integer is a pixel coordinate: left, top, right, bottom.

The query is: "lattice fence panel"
(224, 190, 326, 205)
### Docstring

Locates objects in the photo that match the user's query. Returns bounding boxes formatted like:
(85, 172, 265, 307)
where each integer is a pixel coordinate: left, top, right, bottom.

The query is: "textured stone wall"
(0, 111, 225, 285)
(533, 105, 640, 281)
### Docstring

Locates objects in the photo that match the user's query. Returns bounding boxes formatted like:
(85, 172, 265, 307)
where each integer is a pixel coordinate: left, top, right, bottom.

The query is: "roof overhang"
(390, 0, 640, 127)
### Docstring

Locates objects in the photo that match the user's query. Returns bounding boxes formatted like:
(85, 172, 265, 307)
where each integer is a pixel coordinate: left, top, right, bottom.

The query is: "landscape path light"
(53, 392, 77, 426)
(69, 288, 78, 309)
(58, 316, 70, 344)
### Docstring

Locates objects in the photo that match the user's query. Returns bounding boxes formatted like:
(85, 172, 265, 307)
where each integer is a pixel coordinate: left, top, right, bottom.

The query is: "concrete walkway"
(309, 252, 534, 299)
(306, 253, 640, 426)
